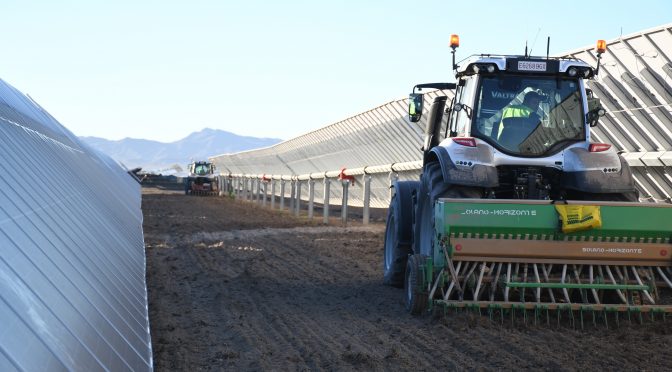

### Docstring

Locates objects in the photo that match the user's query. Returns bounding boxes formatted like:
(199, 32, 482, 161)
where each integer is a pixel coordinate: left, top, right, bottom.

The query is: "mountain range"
(80, 128, 282, 172)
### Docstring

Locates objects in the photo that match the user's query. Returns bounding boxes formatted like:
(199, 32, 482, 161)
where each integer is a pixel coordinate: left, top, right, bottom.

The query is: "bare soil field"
(143, 187, 672, 371)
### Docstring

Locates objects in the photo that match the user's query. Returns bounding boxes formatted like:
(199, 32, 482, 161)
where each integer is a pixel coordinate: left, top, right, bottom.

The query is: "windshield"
(472, 75, 585, 156)
(194, 164, 211, 175)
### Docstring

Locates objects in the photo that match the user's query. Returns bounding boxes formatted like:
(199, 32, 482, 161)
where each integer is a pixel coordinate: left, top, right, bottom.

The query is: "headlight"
(470, 63, 498, 74)
(566, 66, 594, 78)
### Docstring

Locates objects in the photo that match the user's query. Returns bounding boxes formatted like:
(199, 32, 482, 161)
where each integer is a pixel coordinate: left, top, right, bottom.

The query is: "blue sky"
(2, 1, 670, 142)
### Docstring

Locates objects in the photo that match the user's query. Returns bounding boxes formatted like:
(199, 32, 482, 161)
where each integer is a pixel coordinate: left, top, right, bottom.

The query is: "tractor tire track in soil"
(143, 188, 672, 371)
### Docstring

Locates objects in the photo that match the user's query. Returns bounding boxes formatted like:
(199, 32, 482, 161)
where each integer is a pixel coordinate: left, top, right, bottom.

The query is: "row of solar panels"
(0, 78, 152, 370)
(211, 24, 672, 206)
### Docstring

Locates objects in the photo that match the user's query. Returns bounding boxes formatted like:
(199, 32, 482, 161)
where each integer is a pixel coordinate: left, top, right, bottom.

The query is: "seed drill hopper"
(414, 199, 672, 325)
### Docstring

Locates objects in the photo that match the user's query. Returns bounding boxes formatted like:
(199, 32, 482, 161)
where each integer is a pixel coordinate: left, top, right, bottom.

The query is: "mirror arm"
(413, 83, 457, 93)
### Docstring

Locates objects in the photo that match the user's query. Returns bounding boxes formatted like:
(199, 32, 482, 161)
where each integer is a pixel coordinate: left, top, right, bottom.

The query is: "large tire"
(404, 254, 429, 315)
(414, 162, 483, 256)
(414, 163, 450, 256)
(184, 178, 191, 195)
(383, 191, 412, 287)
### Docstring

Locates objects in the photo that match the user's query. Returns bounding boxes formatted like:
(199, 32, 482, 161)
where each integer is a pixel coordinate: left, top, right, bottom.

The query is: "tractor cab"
(409, 36, 607, 158)
(189, 161, 215, 177)
(461, 59, 590, 156)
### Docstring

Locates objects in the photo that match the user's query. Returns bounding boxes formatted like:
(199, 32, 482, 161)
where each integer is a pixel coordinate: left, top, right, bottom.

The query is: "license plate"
(518, 61, 547, 72)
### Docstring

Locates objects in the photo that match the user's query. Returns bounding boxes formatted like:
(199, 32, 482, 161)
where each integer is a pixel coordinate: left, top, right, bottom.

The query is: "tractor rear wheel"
(414, 162, 482, 256)
(414, 163, 449, 256)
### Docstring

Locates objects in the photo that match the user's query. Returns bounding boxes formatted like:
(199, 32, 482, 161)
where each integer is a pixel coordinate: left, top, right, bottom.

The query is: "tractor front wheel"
(184, 179, 191, 195)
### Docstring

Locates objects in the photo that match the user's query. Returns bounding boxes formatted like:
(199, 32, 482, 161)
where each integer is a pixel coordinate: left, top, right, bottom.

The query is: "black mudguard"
(428, 146, 499, 188)
(561, 156, 637, 194)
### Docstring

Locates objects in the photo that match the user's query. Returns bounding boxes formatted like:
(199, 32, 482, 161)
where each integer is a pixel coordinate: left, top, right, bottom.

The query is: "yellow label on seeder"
(554, 205, 602, 233)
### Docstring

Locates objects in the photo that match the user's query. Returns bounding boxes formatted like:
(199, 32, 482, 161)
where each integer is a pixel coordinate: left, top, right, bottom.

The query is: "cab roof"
(456, 55, 594, 77)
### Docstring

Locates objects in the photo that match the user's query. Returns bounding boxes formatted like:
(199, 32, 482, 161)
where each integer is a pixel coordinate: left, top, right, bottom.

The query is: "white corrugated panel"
(564, 24, 672, 202)
(211, 90, 451, 208)
(0, 79, 152, 371)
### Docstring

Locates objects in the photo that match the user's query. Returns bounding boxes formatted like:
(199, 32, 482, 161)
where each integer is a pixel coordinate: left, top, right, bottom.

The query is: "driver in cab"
(496, 91, 542, 140)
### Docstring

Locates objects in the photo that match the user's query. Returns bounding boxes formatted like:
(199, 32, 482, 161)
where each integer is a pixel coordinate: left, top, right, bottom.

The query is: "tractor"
(185, 160, 219, 196)
(384, 35, 672, 323)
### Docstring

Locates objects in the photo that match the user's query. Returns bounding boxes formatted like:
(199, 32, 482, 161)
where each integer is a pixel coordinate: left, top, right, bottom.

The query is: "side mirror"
(587, 92, 601, 111)
(586, 91, 604, 127)
(408, 93, 424, 122)
(586, 107, 606, 127)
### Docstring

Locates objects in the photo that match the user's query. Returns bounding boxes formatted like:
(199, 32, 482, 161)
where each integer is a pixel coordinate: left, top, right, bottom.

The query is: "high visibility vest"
(497, 104, 533, 139)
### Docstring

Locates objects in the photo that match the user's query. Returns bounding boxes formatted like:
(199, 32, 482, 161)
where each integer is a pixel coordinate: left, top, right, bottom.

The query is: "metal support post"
(280, 180, 286, 210)
(220, 176, 225, 197)
(270, 180, 276, 209)
(256, 178, 262, 203)
(389, 171, 399, 201)
(362, 174, 372, 225)
(262, 181, 268, 207)
(295, 180, 302, 216)
(323, 178, 330, 224)
(289, 179, 296, 211)
(251, 179, 255, 201)
(236, 177, 242, 198)
(308, 179, 315, 220)
(246, 178, 252, 201)
(341, 180, 349, 225)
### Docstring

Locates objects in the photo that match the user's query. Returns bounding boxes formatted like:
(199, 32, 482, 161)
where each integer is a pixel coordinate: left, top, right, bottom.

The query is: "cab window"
(472, 75, 584, 156)
(449, 76, 476, 137)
